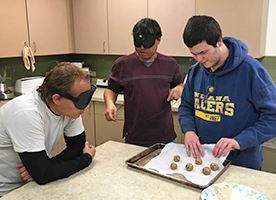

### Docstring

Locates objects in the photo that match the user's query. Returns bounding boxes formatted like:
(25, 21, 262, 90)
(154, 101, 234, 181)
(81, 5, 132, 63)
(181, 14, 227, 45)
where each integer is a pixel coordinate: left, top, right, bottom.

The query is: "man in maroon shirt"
(104, 18, 184, 146)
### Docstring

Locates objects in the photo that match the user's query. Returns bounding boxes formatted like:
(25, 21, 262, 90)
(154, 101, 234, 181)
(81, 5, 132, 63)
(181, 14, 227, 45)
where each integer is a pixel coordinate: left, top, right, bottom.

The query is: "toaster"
(15, 76, 45, 96)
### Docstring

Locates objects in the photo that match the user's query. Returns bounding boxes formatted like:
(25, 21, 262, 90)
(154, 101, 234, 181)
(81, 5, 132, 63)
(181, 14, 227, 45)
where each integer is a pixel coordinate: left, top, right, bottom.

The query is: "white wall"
(266, 0, 276, 56)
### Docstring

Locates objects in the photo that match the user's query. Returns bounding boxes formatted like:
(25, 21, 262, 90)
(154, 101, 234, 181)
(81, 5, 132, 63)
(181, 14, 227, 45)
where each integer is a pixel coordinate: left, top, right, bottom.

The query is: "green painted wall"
(0, 54, 275, 86)
(258, 56, 276, 85)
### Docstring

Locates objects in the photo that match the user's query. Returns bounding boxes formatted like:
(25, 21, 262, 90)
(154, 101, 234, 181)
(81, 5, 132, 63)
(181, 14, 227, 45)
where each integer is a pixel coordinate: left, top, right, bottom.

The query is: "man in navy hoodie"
(178, 15, 276, 170)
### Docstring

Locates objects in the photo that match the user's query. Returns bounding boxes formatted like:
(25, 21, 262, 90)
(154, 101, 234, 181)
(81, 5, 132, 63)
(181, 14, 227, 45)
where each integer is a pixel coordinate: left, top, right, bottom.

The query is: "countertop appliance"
(15, 76, 45, 96)
(96, 78, 108, 87)
(0, 83, 13, 100)
(0, 64, 14, 100)
(96, 78, 124, 94)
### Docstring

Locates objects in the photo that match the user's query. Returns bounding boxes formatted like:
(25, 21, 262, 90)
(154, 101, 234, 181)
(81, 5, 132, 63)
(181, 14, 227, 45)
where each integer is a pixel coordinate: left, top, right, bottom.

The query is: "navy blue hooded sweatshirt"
(178, 37, 276, 170)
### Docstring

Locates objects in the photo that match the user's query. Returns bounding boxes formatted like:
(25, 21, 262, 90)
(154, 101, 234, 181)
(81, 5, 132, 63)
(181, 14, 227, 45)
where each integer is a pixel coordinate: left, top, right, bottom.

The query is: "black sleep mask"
(133, 33, 158, 48)
(58, 84, 96, 109)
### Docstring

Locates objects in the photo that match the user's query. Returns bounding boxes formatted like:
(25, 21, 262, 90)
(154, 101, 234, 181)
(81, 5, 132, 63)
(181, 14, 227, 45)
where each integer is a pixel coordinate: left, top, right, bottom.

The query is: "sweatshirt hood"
(201, 36, 248, 76)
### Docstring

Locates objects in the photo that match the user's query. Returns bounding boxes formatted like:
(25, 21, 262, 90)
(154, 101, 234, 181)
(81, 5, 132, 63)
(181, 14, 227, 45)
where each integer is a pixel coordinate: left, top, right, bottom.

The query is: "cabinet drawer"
(262, 145, 276, 174)
(173, 112, 180, 127)
(173, 112, 184, 144)
(95, 114, 124, 146)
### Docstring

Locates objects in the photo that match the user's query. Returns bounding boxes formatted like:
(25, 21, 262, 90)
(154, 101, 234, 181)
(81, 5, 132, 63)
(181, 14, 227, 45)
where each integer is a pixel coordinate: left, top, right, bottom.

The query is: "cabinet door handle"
(103, 41, 105, 52)
(33, 42, 37, 53)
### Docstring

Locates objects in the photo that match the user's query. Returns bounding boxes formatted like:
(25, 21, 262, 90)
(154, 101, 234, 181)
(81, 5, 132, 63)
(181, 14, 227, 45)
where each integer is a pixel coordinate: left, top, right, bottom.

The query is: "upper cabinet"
(107, 0, 147, 55)
(0, 0, 270, 58)
(72, 0, 109, 54)
(0, 0, 29, 58)
(73, 0, 189, 56)
(73, 0, 147, 55)
(26, 0, 73, 55)
(196, 0, 269, 58)
(148, 0, 195, 56)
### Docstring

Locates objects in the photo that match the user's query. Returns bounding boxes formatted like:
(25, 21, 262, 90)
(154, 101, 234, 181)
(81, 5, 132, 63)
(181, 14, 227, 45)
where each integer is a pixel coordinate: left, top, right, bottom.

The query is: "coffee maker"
(0, 64, 14, 100)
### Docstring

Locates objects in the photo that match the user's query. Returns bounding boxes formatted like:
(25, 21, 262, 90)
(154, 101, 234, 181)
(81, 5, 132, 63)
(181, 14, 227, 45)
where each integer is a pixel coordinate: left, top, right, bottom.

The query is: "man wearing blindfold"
(0, 62, 96, 196)
(104, 18, 184, 147)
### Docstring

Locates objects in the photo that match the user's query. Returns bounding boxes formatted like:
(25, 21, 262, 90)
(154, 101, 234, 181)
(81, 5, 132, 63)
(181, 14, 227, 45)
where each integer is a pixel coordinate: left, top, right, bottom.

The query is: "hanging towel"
(22, 44, 36, 72)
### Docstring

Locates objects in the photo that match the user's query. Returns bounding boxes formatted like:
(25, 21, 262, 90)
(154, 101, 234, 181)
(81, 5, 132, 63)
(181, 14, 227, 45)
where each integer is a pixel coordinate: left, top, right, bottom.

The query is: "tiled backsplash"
(0, 54, 275, 86)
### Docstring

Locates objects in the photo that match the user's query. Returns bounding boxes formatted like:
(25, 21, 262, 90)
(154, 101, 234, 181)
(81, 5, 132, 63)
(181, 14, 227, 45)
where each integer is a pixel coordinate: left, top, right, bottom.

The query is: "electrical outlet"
(90, 70, 96, 77)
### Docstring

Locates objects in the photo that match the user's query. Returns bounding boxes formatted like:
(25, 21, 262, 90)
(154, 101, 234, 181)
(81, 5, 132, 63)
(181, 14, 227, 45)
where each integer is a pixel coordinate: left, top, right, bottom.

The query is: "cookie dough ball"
(202, 166, 211, 175)
(195, 158, 202, 165)
(173, 155, 180, 162)
(215, 183, 232, 199)
(170, 162, 178, 170)
(210, 163, 219, 171)
(185, 163, 194, 171)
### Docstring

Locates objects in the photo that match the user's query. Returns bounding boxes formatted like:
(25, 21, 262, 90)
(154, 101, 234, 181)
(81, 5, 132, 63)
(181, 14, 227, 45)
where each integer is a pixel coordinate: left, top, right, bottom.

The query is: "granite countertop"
(92, 88, 180, 112)
(2, 141, 276, 200)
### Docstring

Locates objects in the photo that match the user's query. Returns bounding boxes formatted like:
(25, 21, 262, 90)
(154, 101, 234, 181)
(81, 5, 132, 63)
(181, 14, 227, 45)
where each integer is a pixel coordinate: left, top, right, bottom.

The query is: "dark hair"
(132, 18, 162, 38)
(183, 15, 222, 48)
(37, 62, 90, 103)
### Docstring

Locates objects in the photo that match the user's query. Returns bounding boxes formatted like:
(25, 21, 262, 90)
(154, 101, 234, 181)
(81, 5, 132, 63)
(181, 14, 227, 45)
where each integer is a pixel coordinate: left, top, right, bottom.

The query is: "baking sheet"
(126, 143, 231, 189)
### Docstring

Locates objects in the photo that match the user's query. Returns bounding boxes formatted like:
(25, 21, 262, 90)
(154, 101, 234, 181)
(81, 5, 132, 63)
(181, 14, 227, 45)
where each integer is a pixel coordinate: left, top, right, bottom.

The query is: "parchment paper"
(143, 143, 229, 186)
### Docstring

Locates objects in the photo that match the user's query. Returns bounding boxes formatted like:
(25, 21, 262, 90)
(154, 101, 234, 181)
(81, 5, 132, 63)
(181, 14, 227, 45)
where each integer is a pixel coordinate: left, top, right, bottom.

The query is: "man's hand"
(105, 103, 117, 122)
(184, 131, 204, 158)
(213, 138, 240, 158)
(104, 88, 118, 122)
(167, 84, 184, 101)
(16, 164, 34, 182)
(83, 141, 96, 159)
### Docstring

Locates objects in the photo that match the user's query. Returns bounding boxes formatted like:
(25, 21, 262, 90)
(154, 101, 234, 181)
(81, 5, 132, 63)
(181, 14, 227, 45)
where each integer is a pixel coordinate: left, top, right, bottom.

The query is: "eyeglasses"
(58, 85, 96, 109)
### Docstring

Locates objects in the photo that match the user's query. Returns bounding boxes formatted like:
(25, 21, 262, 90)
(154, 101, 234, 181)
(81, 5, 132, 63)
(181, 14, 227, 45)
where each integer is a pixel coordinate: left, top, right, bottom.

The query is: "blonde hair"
(37, 62, 90, 103)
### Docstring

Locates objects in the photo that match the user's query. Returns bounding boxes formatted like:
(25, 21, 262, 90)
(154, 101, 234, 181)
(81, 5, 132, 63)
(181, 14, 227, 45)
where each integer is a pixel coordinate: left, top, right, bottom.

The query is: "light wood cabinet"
(195, 0, 269, 58)
(73, 0, 147, 55)
(82, 102, 96, 146)
(94, 101, 124, 146)
(173, 112, 184, 144)
(107, 0, 147, 55)
(0, 0, 28, 58)
(51, 134, 65, 157)
(72, 0, 269, 58)
(72, 0, 196, 56)
(148, 0, 195, 56)
(73, 0, 191, 56)
(261, 137, 276, 174)
(262, 145, 276, 174)
(72, 0, 109, 54)
(1, 1, 270, 58)
(0, 101, 8, 107)
(26, 0, 74, 55)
